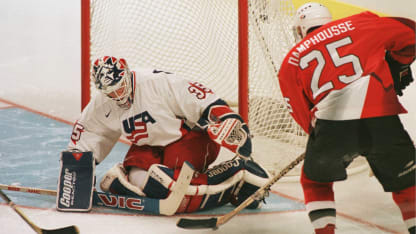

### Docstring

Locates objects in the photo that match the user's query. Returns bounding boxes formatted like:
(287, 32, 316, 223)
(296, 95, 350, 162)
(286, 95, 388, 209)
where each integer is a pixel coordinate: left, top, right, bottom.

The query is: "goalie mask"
(293, 2, 332, 41)
(92, 56, 134, 109)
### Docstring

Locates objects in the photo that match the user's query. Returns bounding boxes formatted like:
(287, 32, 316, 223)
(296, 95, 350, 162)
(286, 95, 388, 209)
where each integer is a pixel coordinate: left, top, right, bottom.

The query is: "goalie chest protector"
(57, 151, 95, 212)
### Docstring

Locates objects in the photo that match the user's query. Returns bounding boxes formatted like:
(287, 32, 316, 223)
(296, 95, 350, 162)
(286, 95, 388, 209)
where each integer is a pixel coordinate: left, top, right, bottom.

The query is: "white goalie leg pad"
(100, 163, 145, 197)
(188, 172, 244, 196)
(189, 158, 245, 196)
(140, 160, 247, 212)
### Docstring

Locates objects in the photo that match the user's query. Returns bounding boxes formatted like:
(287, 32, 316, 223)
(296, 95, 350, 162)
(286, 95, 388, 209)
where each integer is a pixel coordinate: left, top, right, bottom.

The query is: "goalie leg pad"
(190, 158, 246, 212)
(142, 164, 176, 199)
(57, 151, 95, 212)
(99, 163, 145, 197)
(138, 159, 246, 213)
(231, 160, 270, 209)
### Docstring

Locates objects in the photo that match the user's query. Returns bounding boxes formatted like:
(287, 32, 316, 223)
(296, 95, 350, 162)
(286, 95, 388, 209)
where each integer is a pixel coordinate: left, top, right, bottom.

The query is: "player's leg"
(163, 130, 221, 172)
(300, 169, 335, 234)
(101, 157, 269, 213)
(101, 130, 219, 199)
(364, 116, 415, 234)
(100, 144, 162, 196)
(102, 129, 267, 213)
(145, 158, 245, 213)
(145, 158, 269, 212)
(301, 119, 362, 234)
(393, 186, 415, 234)
(123, 144, 163, 170)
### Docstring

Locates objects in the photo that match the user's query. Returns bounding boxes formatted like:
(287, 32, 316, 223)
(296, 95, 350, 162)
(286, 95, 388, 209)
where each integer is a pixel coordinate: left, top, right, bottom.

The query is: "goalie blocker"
(57, 151, 95, 212)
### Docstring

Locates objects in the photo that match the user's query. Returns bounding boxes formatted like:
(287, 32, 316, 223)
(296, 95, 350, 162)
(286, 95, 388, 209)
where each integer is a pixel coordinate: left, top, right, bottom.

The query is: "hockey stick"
(0, 161, 194, 216)
(0, 184, 56, 196)
(176, 152, 306, 229)
(0, 189, 79, 234)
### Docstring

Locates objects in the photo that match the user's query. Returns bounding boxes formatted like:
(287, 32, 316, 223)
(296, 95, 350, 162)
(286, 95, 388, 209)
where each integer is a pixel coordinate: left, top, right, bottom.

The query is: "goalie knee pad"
(231, 160, 270, 209)
(100, 163, 145, 197)
(57, 151, 95, 212)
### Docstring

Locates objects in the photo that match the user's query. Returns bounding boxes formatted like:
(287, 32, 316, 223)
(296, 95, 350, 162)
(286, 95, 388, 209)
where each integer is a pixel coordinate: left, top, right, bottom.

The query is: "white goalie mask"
(92, 56, 133, 109)
(293, 2, 332, 41)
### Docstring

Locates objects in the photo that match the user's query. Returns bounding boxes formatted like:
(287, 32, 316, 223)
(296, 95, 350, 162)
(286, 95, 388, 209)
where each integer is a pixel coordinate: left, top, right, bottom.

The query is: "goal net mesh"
(87, 0, 367, 178)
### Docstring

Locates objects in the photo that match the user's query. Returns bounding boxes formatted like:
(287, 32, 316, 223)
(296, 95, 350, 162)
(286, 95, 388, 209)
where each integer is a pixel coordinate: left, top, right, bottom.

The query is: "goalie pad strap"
(56, 151, 95, 212)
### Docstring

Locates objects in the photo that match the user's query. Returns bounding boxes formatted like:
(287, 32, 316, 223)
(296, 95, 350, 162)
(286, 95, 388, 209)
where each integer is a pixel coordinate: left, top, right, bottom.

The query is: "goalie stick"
(0, 189, 79, 234)
(176, 152, 306, 230)
(0, 161, 194, 216)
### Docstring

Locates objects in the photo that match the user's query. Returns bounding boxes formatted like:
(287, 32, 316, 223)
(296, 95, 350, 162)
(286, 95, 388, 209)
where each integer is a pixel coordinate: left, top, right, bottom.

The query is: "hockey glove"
(385, 51, 414, 96)
(207, 118, 252, 160)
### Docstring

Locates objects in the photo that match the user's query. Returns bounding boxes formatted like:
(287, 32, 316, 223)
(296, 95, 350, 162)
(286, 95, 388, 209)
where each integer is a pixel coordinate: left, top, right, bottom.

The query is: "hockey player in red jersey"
(278, 2, 415, 234)
(58, 56, 270, 213)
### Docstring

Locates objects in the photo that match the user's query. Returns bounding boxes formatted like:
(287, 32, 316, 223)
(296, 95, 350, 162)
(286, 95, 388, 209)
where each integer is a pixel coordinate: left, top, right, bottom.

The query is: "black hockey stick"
(0, 189, 79, 234)
(176, 152, 306, 230)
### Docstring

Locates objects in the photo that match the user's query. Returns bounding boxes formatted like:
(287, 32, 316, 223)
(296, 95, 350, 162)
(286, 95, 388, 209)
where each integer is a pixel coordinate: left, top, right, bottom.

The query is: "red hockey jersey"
(278, 11, 415, 134)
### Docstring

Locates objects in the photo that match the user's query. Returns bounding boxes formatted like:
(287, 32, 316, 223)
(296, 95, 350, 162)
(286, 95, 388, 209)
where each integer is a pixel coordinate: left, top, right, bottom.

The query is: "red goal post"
(81, 0, 251, 121)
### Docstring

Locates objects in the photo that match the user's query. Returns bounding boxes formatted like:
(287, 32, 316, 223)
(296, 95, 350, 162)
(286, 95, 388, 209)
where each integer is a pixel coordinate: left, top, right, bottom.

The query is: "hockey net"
(82, 0, 368, 180)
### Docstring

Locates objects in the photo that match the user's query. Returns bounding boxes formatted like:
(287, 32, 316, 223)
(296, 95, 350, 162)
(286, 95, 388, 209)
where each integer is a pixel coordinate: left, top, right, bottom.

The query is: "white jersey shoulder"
(68, 67, 220, 163)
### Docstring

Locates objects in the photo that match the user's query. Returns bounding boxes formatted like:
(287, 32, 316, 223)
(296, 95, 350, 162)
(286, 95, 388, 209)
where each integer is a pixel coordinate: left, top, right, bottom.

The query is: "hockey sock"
(315, 224, 336, 234)
(392, 185, 415, 233)
(300, 167, 335, 234)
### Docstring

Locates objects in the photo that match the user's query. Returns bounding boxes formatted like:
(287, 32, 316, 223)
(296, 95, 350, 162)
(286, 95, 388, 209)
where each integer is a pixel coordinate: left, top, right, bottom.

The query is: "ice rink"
(0, 1, 415, 234)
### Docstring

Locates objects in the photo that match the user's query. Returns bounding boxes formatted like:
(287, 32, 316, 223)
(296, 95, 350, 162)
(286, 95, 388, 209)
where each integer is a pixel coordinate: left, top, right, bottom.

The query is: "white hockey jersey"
(68, 68, 221, 163)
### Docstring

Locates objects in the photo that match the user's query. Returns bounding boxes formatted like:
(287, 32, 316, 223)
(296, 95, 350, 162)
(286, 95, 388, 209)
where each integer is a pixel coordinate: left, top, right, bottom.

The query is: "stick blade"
(159, 161, 194, 216)
(42, 225, 79, 234)
(176, 217, 218, 230)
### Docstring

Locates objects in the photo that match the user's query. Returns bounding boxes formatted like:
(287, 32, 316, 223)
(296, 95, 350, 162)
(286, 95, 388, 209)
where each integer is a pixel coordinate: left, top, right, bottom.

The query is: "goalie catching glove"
(197, 99, 252, 160)
(385, 51, 414, 96)
(207, 118, 252, 160)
